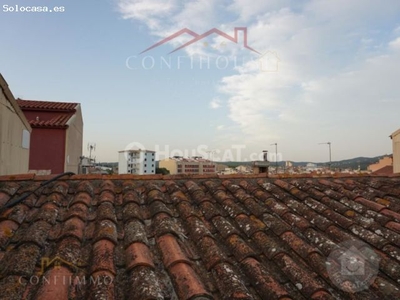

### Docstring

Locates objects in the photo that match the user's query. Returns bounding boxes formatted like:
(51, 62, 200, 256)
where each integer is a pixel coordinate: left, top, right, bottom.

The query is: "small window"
(22, 130, 30, 149)
(152, 164, 154, 167)
(145, 164, 147, 167)
(145, 158, 147, 161)
(144, 170, 147, 173)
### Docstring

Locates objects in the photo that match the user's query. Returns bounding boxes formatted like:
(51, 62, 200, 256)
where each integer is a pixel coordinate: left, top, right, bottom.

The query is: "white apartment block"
(391, 129, 400, 174)
(118, 150, 156, 175)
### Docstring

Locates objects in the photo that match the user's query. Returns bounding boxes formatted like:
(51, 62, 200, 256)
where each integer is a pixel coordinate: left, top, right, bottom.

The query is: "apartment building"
(118, 149, 156, 175)
(367, 156, 393, 173)
(159, 156, 216, 175)
(391, 129, 400, 173)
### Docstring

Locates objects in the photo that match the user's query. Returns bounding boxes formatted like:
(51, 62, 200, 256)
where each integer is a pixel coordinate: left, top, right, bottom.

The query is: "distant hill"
(100, 155, 390, 171)
(221, 155, 390, 170)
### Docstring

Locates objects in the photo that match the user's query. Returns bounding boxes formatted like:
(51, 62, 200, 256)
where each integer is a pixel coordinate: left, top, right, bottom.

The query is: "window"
(22, 130, 30, 149)
(144, 170, 147, 173)
(145, 158, 147, 161)
(144, 164, 147, 167)
(152, 164, 154, 167)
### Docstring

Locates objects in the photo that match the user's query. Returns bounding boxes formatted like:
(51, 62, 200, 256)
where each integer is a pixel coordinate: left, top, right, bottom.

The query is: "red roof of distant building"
(16, 99, 79, 128)
(16, 99, 78, 111)
(372, 165, 394, 175)
(28, 113, 74, 128)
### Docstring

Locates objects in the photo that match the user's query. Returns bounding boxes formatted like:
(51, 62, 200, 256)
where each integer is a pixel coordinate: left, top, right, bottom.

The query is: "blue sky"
(1, 0, 400, 163)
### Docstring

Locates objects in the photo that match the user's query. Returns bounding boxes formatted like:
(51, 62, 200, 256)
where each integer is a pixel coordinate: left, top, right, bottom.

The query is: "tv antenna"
(88, 143, 96, 162)
(318, 142, 331, 170)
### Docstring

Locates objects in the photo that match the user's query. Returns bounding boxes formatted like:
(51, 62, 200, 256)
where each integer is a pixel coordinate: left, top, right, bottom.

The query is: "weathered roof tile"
(0, 176, 399, 299)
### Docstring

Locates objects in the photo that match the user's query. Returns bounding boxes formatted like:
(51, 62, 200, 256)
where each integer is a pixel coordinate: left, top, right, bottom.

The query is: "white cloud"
(116, 0, 400, 161)
(215, 2, 400, 160)
(227, 0, 294, 21)
(389, 37, 400, 50)
(209, 98, 222, 109)
(117, 0, 178, 30)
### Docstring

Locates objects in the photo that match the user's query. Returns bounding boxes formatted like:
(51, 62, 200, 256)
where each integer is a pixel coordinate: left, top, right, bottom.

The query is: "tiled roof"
(16, 99, 78, 111)
(0, 175, 400, 299)
(26, 113, 74, 128)
(372, 166, 394, 176)
(16, 99, 78, 128)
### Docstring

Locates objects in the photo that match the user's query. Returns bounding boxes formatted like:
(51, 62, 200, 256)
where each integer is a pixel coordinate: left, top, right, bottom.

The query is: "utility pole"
(319, 142, 331, 170)
(271, 143, 278, 174)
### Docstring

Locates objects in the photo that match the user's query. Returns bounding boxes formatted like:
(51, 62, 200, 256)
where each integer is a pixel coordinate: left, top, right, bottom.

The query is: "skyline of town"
(1, 0, 399, 163)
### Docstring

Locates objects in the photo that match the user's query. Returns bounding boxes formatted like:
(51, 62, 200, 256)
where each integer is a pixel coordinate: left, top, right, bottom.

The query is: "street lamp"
(271, 143, 278, 173)
(318, 142, 332, 170)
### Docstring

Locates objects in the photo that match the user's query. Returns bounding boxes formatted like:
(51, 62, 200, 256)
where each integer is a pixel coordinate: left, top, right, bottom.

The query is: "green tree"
(156, 167, 170, 175)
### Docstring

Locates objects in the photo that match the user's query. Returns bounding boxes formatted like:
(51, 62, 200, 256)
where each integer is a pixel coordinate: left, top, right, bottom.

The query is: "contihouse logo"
(140, 27, 260, 54)
(126, 27, 279, 72)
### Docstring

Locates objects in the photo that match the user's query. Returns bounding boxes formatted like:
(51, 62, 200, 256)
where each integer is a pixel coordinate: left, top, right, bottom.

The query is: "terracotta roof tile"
(0, 192, 11, 207)
(26, 113, 75, 128)
(274, 253, 330, 298)
(34, 267, 73, 300)
(128, 266, 163, 299)
(242, 257, 290, 299)
(60, 217, 85, 242)
(16, 99, 78, 111)
(386, 221, 400, 233)
(169, 262, 212, 299)
(157, 234, 192, 269)
(0, 176, 399, 298)
(123, 219, 148, 247)
(226, 234, 259, 262)
(0, 275, 28, 300)
(93, 219, 118, 244)
(0, 220, 18, 249)
(19, 220, 51, 248)
(281, 212, 312, 231)
(380, 208, 400, 222)
(91, 239, 116, 275)
(125, 243, 154, 271)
